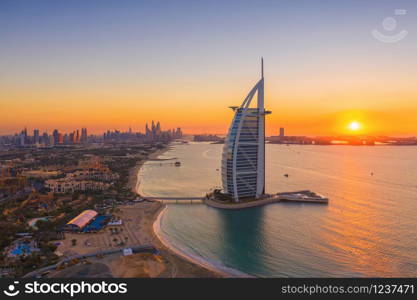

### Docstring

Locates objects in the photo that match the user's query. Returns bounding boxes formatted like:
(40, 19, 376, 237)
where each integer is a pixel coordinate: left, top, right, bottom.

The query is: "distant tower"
(145, 123, 150, 137)
(33, 129, 40, 144)
(53, 129, 59, 145)
(42, 132, 49, 146)
(221, 58, 271, 202)
(19, 133, 25, 147)
(81, 128, 88, 142)
(70, 132, 76, 144)
(176, 127, 182, 138)
(279, 127, 285, 138)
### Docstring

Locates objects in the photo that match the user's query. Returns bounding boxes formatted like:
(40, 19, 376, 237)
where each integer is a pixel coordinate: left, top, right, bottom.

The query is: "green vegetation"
(0, 142, 165, 277)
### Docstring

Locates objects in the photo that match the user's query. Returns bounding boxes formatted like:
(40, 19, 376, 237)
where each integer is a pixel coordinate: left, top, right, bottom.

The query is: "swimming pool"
(82, 215, 107, 232)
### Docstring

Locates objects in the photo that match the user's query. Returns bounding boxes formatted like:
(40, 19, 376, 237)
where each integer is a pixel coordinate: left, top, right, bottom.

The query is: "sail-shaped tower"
(221, 59, 271, 202)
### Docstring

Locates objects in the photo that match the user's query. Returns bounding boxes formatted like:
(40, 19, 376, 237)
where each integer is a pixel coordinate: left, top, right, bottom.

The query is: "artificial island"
(206, 59, 328, 209)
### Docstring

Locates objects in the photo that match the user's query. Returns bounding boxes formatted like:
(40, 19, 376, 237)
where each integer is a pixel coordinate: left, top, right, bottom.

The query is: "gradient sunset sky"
(1, 0, 416, 136)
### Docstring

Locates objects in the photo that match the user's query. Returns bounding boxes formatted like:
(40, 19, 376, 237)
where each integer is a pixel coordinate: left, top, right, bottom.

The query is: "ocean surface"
(138, 142, 417, 277)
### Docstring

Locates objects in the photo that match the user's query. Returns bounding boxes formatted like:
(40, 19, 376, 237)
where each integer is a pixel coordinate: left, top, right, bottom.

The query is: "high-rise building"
(145, 123, 151, 137)
(69, 132, 75, 144)
(81, 128, 88, 142)
(21, 128, 28, 145)
(221, 59, 271, 202)
(279, 127, 285, 138)
(175, 127, 183, 138)
(33, 129, 40, 144)
(53, 129, 59, 145)
(49, 135, 55, 146)
(19, 133, 25, 147)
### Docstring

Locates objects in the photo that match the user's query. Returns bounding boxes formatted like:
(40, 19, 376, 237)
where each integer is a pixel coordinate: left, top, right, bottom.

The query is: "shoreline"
(130, 143, 229, 277)
(153, 205, 251, 278)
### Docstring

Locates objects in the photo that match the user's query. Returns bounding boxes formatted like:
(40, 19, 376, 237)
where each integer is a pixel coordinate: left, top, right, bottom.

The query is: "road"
(23, 244, 157, 278)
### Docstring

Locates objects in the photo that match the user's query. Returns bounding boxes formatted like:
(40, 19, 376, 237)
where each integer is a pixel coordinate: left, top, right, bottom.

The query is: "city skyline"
(1, 0, 417, 136)
(0, 121, 182, 148)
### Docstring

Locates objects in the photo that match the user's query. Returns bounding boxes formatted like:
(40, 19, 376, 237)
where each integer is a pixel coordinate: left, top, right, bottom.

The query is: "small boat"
(279, 192, 328, 204)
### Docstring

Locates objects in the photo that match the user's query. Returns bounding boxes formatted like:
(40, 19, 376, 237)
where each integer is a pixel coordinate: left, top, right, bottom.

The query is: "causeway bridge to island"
(144, 196, 204, 203)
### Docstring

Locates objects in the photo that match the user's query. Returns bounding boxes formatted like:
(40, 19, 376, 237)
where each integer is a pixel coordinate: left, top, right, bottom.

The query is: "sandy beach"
(53, 200, 221, 278)
(127, 144, 226, 277)
(153, 205, 250, 278)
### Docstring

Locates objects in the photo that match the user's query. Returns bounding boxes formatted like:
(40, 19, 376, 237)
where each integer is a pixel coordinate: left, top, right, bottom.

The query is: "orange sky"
(1, 1, 417, 136)
(1, 71, 416, 136)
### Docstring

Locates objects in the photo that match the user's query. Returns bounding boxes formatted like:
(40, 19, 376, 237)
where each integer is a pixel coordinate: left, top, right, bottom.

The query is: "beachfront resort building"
(4, 238, 40, 259)
(45, 178, 111, 193)
(221, 59, 271, 202)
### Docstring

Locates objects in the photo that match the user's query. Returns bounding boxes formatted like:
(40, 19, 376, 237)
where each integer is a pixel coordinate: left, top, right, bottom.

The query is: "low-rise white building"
(68, 170, 119, 182)
(45, 179, 111, 193)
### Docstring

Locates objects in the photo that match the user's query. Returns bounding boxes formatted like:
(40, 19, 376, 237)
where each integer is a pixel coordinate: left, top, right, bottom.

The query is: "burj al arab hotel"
(221, 59, 271, 202)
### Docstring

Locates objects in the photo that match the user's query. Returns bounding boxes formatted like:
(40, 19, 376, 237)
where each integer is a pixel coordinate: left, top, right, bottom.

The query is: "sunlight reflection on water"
(139, 143, 417, 277)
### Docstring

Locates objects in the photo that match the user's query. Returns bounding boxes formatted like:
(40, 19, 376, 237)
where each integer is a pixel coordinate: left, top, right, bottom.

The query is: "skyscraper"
(58, 133, 63, 144)
(33, 129, 40, 144)
(221, 59, 271, 202)
(53, 129, 59, 145)
(69, 132, 75, 144)
(81, 128, 88, 142)
(42, 132, 49, 146)
(279, 127, 285, 138)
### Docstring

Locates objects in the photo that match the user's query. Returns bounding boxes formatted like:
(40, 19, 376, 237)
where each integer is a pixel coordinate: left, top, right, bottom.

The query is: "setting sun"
(348, 121, 361, 131)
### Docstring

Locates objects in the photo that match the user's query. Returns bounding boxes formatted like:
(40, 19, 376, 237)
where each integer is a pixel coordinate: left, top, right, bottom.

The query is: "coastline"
(128, 146, 171, 193)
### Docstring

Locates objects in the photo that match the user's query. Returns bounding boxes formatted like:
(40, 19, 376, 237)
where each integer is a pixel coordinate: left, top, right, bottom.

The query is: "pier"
(275, 190, 329, 204)
(23, 244, 157, 278)
(144, 197, 204, 204)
